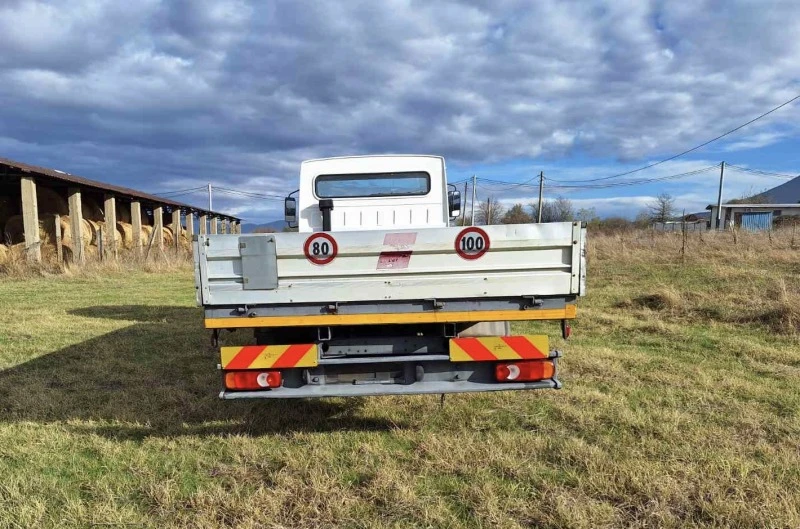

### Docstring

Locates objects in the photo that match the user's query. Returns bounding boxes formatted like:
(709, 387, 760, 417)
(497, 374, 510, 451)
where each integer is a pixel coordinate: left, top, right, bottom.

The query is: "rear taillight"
(495, 360, 555, 382)
(224, 371, 282, 390)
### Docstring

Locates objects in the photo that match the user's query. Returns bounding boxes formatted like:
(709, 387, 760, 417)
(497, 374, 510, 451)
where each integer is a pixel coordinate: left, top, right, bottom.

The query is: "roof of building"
(706, 203, 800, 209)
(0, 156, 239, 220)
(684, 211, 711, 219)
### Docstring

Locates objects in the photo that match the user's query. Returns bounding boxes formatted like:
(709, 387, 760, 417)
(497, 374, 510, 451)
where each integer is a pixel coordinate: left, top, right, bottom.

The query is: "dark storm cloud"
(1, 0, 799, 221)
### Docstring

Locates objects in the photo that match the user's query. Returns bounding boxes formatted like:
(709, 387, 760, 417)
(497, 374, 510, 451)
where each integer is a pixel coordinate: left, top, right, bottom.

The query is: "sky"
(1, 0, 800, 223)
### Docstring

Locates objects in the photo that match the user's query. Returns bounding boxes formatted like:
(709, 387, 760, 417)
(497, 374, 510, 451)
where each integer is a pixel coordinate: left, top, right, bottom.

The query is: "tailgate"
(196, 222, 583, 306)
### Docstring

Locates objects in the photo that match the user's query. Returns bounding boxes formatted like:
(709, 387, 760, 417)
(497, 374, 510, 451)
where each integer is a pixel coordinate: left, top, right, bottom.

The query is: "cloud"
(722, 132, 788, 151)
(1, 0, 800, 221)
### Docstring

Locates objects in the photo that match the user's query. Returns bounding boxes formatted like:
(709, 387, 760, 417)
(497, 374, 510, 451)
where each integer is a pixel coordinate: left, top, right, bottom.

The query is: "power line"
(214, 186, 285, 200)
(474, 164, 721, 192)
(546, 93, 800, 184)
(155, 186, 207, 197)
(550, 165, 721, 189)
(474, 173, 541, 191)
(725, 164, 798, 179)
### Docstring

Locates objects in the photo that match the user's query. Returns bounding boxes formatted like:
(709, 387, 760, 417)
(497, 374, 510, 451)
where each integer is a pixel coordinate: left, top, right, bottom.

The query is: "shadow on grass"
(0, 305, 402, 439)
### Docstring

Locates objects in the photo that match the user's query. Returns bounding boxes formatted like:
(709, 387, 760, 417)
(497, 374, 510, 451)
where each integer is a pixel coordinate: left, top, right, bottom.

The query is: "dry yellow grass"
(0, 243, 193, 278)
(0, 228, 798, 528)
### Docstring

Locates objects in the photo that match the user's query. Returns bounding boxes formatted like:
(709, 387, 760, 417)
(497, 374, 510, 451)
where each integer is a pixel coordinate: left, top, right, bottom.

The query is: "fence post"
(104, 194, 117, 260)
(68, 188, 84, 264)
(20, 176, 41, 262)
(98, 226, 104, 261)
(144, 221, 158, 262)
(54, 214, 63, 264)
(681, 210, 687, 262)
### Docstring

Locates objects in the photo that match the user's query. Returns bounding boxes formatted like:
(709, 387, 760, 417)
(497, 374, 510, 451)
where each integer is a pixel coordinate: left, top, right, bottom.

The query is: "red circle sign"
(304, 233, 338, 265)
(455, 227, 490, 260)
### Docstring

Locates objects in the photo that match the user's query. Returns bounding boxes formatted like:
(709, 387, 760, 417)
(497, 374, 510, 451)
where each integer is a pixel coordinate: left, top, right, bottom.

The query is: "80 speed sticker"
(304, 233, 338, 265)
(455, 227, 490, 260)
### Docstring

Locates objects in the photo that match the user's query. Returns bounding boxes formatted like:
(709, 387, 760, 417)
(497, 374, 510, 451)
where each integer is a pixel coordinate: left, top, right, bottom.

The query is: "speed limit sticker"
(304, 233, 338, 265)
(455, 227, 490, 260)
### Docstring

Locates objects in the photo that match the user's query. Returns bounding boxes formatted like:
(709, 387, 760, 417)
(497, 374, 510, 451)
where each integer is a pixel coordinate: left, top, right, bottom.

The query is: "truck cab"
(195, 155, 585, 399)
(287, 155, 460, 232)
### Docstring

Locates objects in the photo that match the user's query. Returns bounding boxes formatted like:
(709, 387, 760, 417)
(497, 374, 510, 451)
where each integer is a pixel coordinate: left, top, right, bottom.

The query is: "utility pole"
(462, 181, 468, 226)
(715, 161, 725, 230)
(208, 183, 213, 211)
(537, 171, 544, 223)
(470, 175, 477, 226)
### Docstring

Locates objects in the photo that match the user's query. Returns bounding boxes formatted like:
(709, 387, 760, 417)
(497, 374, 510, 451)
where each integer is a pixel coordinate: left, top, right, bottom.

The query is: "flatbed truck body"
(194, 155, 586, 398)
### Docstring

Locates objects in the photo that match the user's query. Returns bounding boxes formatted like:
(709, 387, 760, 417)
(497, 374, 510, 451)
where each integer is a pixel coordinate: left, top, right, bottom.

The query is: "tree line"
(464, 193, 679, 231)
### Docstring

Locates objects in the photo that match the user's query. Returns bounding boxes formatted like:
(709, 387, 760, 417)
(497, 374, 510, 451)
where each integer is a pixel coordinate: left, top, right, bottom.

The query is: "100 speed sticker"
(454, 227, 490, 260)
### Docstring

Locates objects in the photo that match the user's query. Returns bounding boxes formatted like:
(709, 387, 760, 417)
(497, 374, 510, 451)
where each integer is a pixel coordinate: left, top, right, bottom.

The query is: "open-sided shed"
(1, 156, 240, 262)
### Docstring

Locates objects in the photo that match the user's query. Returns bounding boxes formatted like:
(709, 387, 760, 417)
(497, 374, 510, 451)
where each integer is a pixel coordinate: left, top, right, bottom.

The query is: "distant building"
(706, 203, 800, 231)
(683, 211, 711, 222)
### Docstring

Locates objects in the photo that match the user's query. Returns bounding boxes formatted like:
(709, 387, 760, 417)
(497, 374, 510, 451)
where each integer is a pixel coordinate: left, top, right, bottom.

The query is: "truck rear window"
(315, 172, 431, 198)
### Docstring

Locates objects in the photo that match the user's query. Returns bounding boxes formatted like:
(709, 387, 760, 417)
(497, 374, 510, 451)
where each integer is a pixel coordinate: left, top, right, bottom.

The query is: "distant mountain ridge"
(760, 174, 800, 204)
(241, 219, 287, 233)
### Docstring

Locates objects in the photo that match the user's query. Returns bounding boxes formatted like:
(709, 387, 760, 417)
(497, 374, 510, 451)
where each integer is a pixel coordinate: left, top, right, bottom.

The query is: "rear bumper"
(217, 334, 561, 399)
(220, 377, 561, 399)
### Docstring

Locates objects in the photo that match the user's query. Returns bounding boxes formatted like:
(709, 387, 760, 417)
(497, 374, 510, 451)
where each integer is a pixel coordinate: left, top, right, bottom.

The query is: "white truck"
(194, 155, 586, 399)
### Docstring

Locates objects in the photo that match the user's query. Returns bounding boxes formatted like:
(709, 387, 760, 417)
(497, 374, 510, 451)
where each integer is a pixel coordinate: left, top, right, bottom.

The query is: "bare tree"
(576, 207, 599, 224)
(530, 196, 574, 222)
(552, 197, 575, 222)
(501, 203, 533, 224)
(477, 196, 506, 225)
(647, 193, 675, 223)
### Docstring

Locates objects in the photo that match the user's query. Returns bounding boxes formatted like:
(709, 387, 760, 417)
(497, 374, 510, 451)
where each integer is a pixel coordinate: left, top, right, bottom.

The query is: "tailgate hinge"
(425, 298, 445, 311)
(521, 296, 543, 310)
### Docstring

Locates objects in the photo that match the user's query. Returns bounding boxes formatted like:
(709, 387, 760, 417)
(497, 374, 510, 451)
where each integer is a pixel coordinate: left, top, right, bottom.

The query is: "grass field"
(0, 230, 798, 528)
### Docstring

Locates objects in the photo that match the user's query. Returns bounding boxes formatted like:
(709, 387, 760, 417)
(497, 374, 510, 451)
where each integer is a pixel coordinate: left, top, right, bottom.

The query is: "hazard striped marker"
(449, 335, 549, 362)
(220, 344, 318, 370)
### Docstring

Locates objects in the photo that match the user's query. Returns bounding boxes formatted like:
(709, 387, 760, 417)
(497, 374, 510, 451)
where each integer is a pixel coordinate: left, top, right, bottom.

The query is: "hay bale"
(91, 220, 125, 250)
(85, 219, 100, 246)
(115, 223, 125, 249)
(0, 244, 8, 264)
(3, 215, 50, 245)
(141, 225, 154, 244)
(162, 226, 175, 246)
(117, 222, 133, 249)
(56, 215, 93, 249)
(3, 210, 101, 250)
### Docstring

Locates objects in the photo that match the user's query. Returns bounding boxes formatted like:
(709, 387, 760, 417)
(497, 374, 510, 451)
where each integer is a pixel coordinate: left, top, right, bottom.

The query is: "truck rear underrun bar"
(220, 378, 560, 399)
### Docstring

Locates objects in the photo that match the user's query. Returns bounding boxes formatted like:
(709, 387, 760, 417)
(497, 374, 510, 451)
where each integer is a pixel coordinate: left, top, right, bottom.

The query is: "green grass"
(0, 235, 799, 528)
